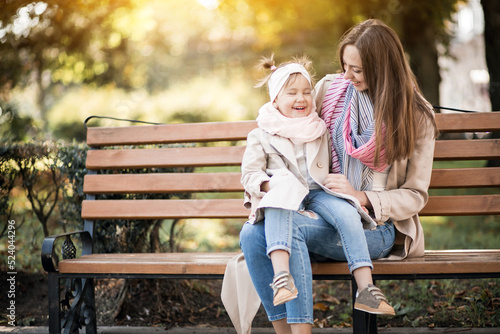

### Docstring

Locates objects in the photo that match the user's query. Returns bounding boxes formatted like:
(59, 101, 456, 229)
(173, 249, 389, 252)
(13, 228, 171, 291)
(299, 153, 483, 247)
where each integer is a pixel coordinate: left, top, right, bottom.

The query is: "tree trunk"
(400, 11, 441, 106)
(481, 0, 500, 167)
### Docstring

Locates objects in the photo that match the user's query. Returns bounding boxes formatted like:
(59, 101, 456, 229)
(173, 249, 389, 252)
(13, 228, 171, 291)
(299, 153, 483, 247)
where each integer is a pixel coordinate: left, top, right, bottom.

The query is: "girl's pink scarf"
(257, 102, 327, 145)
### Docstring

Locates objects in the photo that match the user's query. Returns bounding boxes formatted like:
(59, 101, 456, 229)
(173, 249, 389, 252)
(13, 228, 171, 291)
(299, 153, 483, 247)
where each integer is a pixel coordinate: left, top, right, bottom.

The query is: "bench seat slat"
(81, 195, 500, 220)
(87, 121, 258, 147)
(58, 250, 500, 275)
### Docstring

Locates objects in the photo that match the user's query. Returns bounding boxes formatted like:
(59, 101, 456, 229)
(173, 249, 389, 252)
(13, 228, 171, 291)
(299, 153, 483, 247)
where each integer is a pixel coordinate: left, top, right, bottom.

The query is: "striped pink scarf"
(321, 75, 388, 186)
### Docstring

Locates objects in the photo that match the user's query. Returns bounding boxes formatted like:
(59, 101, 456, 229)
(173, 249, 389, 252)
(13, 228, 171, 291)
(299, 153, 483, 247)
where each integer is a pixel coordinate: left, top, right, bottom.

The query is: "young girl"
(241, 55, 380, 308)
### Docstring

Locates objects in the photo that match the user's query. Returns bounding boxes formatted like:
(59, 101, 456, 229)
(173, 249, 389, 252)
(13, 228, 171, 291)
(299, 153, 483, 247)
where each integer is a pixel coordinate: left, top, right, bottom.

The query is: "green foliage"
(219, 0, 460, 73)
(56, 141, 88, 232)
(46, 76, 266, 140)
(0, 103, 39, 141)
(0, 0, 138, 90)
(0, 140, 17, 227)
(1, 140, 62, 237)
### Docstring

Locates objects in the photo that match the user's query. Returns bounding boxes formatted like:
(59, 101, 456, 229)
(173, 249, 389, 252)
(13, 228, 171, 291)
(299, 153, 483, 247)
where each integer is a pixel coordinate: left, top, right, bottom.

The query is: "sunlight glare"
(197, 0, 219, 10)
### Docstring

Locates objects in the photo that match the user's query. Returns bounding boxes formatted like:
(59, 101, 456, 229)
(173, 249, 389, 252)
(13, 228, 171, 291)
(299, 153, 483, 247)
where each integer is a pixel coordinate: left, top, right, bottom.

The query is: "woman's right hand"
(323, 174, 372, 209)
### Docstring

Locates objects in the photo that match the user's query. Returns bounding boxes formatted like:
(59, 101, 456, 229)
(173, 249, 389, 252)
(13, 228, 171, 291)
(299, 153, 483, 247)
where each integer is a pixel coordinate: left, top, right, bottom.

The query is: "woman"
(234, 19, 437, 334)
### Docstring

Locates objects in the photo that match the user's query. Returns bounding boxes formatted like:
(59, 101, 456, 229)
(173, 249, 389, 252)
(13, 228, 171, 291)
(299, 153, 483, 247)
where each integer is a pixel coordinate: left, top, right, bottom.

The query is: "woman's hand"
(323, 174, 371, 208)
(323, 174, 356, 195)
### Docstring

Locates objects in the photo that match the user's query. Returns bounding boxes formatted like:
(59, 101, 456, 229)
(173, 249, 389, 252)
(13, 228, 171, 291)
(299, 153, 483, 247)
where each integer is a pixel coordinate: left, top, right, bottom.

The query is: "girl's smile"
(274, 74, 313, 118)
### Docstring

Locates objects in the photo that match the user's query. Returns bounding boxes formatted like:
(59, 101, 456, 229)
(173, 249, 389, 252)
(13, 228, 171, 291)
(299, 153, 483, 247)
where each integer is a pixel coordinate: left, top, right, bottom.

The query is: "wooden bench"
(41, 112, 500, 334)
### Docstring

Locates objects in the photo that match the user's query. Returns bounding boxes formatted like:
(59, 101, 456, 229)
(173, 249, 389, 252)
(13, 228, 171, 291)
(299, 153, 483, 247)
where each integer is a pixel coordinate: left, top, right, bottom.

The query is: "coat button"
(317, 162, 324, 168)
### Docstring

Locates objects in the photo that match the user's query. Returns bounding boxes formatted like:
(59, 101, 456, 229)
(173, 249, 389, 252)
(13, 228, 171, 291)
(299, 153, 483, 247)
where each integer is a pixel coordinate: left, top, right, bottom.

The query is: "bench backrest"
(82, 113, 500, 231)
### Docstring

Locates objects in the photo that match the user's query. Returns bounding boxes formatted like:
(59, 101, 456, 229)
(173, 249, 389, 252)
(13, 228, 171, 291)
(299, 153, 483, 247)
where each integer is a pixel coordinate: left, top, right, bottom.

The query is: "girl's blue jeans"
(240, 189, 396, 324)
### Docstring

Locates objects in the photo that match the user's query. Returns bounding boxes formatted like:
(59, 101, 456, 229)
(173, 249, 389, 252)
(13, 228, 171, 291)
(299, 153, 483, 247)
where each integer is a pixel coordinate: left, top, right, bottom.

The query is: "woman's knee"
(240, 221, 265, 251)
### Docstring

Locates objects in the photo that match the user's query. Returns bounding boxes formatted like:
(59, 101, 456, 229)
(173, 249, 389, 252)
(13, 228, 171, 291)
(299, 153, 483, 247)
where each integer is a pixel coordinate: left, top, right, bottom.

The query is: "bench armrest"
(41, 231, 93, 273)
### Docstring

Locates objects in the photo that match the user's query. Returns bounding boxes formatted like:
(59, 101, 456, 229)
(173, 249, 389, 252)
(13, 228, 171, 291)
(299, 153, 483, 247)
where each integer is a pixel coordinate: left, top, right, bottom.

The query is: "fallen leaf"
(320, 294, 340, 304)
(313, 302, 329, 311)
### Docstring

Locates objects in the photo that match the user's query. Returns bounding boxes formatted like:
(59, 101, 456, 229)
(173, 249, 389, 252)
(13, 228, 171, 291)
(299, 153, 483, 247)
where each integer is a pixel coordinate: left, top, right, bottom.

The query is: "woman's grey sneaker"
(270, 271, 298, 306)
(354, 284, 395, 315)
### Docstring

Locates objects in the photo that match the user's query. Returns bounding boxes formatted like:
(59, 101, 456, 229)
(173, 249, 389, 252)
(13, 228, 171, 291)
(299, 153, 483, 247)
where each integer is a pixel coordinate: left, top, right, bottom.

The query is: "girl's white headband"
(268, 63, 312, 103)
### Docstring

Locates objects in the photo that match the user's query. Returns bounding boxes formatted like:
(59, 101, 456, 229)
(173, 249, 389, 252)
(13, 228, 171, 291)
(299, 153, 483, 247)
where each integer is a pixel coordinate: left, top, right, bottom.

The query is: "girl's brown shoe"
(270, 271, 298, 306)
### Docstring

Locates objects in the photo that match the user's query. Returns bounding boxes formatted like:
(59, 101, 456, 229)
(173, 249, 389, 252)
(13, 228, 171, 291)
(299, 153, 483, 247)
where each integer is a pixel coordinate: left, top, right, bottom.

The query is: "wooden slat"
(83, 173, 243, 194)
(435, 112, 500, 133)
(315, 250, 500, 276)
(85, 113, 500, 148)
(83, 168, 500, 194)
(81, 195, 500, 220)
(86, 139, 499, 170)
(429, 167, 500, 188)
(59, 253, 238, 275)
(58, 250, 500, 275)
(421, 195, 500, 216)
(433, 139, 499, 160)
(86, 146, 246, 170)
(81, 199, 248, 220)
(86, 121, 258, 147)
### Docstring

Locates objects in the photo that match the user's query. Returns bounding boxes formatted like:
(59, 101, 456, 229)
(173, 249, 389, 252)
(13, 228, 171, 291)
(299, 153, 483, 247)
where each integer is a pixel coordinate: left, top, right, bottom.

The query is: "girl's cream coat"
(241, 127, 331, 223)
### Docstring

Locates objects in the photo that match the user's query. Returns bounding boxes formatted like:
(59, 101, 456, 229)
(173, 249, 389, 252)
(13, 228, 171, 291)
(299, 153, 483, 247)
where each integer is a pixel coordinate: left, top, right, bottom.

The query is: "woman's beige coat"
(221, 74, 436, 333)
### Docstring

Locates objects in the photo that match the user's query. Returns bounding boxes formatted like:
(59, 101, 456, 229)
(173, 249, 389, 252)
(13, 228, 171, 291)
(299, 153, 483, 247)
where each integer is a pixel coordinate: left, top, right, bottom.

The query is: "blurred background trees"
(1, 0, 498, 269)
(1, 0, 474, 143)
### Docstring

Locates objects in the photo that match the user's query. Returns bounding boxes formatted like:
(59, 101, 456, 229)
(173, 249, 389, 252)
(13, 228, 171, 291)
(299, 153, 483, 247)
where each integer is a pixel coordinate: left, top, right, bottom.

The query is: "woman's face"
(274, 74, 313, 118)
(342, 45, 368, 92)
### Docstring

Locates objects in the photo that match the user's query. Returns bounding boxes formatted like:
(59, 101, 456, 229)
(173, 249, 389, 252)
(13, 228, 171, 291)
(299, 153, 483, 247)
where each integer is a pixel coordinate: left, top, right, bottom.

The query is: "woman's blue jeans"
(240, 190, 396, 324)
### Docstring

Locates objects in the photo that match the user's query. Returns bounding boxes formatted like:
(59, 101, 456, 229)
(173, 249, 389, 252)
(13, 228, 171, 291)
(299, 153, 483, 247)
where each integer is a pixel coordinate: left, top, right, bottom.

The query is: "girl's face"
(274, 74, 313, 118)
(342, 45, 368, 92)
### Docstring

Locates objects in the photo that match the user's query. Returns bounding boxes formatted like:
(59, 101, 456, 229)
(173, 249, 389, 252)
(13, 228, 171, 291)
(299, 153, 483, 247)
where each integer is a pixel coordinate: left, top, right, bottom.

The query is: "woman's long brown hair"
(338, 19, 437, 166)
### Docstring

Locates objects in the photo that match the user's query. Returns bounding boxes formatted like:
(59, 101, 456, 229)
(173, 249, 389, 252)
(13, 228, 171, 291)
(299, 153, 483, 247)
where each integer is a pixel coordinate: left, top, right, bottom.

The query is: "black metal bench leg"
(48, 272, 61, 334)
(83, 278, 97, 334)
(352, 279, 378, 334)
